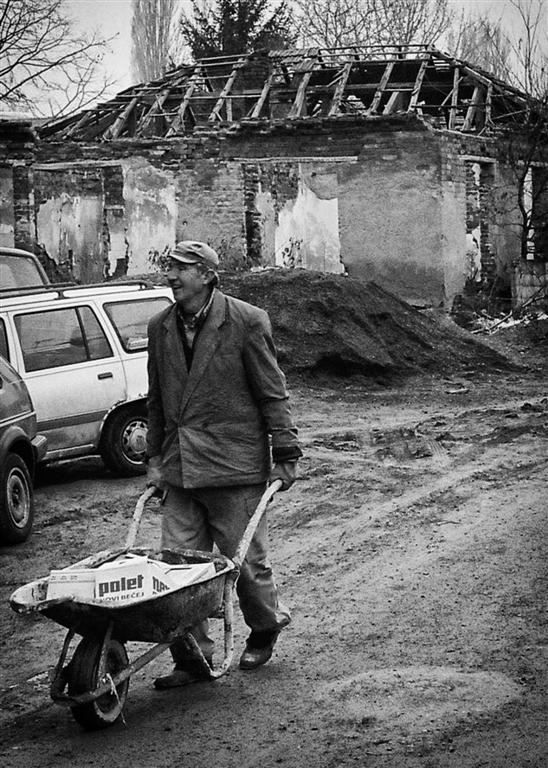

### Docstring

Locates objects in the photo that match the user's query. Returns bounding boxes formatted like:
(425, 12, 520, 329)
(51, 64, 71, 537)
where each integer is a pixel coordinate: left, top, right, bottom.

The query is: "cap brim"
(171, 254, 200, 264)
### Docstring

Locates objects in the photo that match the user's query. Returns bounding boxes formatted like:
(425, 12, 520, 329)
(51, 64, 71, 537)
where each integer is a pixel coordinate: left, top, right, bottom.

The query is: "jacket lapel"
(179, 289, 226, 415)
(162, 305, 188, 388)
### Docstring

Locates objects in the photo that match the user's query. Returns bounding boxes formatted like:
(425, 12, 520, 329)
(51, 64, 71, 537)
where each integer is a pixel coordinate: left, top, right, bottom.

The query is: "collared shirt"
(176, 289, 215, 368)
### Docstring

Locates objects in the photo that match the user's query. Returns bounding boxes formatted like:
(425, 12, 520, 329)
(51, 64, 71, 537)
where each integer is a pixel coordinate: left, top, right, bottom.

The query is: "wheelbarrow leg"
(50, 627, 76, 700)
(180, 572, 237, 680)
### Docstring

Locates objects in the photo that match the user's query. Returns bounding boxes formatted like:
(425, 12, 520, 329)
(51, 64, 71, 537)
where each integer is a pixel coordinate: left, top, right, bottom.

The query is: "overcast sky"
(65, 0, 540, 97)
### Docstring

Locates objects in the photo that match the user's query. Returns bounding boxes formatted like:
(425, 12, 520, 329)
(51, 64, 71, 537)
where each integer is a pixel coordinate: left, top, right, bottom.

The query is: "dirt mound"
(220, 269, 514, 380)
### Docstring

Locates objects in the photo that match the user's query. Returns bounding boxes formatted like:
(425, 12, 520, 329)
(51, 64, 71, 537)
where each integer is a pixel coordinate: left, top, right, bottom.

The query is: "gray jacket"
(146, 289, 301, 488)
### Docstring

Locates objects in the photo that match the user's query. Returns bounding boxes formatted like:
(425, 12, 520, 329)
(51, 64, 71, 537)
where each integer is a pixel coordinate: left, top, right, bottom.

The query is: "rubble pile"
(221, 269, 514, 380)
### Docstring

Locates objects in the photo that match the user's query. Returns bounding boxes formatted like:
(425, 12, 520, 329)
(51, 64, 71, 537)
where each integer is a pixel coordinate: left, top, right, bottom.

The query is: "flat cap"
(171, 241, 219, 268)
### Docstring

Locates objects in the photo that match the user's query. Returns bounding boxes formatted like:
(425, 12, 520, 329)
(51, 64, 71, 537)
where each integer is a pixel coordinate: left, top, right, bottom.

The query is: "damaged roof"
(40, 44, 540, 141)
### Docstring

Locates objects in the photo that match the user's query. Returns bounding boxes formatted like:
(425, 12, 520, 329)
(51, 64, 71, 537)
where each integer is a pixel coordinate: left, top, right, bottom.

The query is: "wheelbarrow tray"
(10, 547, 236, 644)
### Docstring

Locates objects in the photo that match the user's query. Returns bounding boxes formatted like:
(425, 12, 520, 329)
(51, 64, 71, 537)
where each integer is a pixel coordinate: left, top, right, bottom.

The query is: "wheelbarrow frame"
(9, 481, 282, 724)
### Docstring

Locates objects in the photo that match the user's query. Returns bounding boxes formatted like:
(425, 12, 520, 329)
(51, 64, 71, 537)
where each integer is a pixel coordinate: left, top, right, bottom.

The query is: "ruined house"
(2, 45, 547, 309)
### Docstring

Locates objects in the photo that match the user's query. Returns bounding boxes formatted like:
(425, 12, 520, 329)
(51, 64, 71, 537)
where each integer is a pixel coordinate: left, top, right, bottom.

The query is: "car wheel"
(0, 452, 34, 545)
(100, 407, 147, 476)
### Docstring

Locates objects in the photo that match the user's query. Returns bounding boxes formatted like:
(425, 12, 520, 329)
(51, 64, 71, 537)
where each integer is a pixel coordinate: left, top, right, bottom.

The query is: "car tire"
(100, 407, 147, 476)
(0, 452, 34, 545)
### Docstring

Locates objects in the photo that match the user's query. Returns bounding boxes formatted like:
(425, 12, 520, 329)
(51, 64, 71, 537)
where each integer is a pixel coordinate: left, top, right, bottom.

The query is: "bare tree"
(501, 1, 548, 264)
(446, 11, 513, 81)
(292, 0, 377, 49)
(508, 0, 548, 97)
(294, 0, 453, 49)
(372, 0, 452, 47)
(131, 0, 180, 82)
(0, 0, 113, 118)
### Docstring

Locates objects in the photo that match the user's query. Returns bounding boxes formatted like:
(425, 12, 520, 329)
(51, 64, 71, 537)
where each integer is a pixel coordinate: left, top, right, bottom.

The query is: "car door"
(12, 303, 127, 460)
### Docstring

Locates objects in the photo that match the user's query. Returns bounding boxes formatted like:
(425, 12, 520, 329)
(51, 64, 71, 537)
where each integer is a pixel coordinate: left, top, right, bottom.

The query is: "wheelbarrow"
(9, 480, 282, 730)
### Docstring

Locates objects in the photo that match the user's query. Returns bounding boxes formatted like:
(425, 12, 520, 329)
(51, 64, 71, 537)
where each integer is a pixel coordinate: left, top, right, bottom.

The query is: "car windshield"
(0, 253, 46, 288)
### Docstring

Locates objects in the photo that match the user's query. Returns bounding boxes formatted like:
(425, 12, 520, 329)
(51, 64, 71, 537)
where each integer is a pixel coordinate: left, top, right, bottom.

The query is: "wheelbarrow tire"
(68, 636, 129, 730)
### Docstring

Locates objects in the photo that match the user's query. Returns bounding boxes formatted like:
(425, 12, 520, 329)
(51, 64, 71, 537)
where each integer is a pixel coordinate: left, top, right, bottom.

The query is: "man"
(146, 240, 302, 689)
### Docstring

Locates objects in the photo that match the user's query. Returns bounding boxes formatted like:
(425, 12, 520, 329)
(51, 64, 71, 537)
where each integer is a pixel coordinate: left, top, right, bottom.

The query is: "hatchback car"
(0, 355, 47, 544)
(0, 280, 173, 476)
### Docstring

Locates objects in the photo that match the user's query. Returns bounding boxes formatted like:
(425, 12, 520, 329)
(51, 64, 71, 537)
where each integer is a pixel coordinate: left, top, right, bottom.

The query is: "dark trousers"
(161, 482, 291, 665)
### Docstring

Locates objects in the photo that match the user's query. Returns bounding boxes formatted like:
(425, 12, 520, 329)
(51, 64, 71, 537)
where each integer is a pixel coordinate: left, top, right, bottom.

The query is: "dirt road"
(0, 366, 546, 767)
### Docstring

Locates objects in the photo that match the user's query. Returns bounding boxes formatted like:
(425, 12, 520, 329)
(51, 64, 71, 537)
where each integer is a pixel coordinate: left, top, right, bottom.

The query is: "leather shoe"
(153, 659, 212, 690)
(239, 630, 280, 670)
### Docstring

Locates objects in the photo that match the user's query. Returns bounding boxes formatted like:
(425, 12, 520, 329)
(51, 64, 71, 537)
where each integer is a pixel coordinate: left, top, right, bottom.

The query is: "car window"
(104, 297, 171, 352)
(0, 319, 9, 361)
(0, 252, 47, 288)
(15, 306, 113, 372)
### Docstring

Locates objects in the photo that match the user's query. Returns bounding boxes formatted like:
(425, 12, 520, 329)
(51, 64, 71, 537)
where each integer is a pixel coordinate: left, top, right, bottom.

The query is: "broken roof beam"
(288, 70, 313, 118)
(433, 49, 500, 89)
(60, 93, 140, 139)
(63, 104, 125, 140)
(166, 66, 203, 136)
(407, 58, 429, 112)
(249, 71, 274, 118)
(40, 111, 82, 138)
(75, 109, 122, 141)
(208, 55, 248, 123)
(136, 88, 172, 136)
(448, 66, 460, 129)
(367, 61, 395, 115)
(136, 74, 189, 136)
(485, 82, 493, 127)
(60, 109, 97, 139)
(462, 85, 484, 131)
(328, 62, 353, 117)
(103, 96, 140, 139)
(383, 91, 406, 115)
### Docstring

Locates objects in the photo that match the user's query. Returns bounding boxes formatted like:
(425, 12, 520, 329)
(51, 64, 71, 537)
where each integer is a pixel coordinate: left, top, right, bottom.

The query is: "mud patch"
(315, 666, 522, 738)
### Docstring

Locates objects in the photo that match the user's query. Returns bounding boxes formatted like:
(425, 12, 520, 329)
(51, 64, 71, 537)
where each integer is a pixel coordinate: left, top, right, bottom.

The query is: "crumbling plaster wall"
(340, 131, 452, 307)
(34, 165, 104, 283)
(245, 161, 343, 272)
(229, 121, 468, 307)
(442, 134, 510, 298)
(30, 145, 246, 279)
(25, 118, 520, 309)
(441, 132, 545, 308)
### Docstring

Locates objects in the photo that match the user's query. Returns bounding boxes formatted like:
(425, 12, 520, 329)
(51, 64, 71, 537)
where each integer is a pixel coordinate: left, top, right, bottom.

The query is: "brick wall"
(12, 164, 34, 252)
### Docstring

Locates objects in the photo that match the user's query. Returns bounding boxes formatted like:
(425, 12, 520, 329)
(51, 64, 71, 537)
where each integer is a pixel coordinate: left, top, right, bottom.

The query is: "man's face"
(166, 259, 209, 305)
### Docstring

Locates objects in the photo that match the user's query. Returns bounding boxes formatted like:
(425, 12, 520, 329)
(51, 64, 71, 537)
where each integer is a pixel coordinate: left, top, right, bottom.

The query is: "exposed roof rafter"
(39, 44, 545, 142)
(328, 62, 353, 117)
(208, 55, 249, 123)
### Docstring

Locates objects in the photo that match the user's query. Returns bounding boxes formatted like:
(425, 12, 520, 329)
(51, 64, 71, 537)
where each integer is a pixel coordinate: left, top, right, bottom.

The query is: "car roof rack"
(0, 279, 157, 300)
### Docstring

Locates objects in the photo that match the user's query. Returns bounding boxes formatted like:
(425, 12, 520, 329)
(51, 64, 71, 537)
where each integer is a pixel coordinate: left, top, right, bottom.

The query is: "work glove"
(270, 461, 298, 491)
(146, 455, 165, 496)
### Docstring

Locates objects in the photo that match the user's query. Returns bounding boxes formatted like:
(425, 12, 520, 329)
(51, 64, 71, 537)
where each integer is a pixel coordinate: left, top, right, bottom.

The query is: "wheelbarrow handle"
(233, 480, 283, 569)
(124, 485, 158, 551)
(125, 480, 282, 557)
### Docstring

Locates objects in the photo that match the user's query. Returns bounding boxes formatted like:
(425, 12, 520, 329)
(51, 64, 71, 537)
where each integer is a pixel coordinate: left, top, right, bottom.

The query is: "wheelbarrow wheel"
(68, 636, 129, 730)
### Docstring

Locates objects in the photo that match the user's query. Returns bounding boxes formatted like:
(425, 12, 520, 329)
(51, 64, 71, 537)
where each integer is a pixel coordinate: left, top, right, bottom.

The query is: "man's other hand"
(270, 461, 297, 491)
(146, 456, 164, 493)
